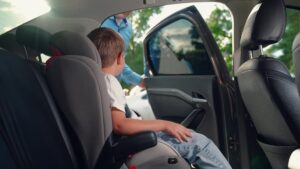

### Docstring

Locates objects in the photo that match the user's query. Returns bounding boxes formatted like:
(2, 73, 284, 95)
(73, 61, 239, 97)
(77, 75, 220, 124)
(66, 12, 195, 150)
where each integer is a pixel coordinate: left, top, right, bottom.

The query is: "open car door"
(143, 5, 239, 167)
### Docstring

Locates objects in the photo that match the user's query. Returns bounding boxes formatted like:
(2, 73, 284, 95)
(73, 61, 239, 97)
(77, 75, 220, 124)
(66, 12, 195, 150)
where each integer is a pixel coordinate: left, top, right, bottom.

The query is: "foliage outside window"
(206, 7, 232, 74)
(266, 8, 300, 74)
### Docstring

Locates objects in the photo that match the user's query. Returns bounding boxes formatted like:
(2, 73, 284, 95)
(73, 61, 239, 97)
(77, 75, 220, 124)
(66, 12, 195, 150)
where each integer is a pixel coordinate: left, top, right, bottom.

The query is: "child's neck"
(102, 67, 118, 76)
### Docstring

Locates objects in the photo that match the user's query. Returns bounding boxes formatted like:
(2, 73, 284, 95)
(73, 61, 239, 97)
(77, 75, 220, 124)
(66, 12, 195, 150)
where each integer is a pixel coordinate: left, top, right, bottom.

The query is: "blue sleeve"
(100, 17, 119, 33)
(118, 64, 142, 85)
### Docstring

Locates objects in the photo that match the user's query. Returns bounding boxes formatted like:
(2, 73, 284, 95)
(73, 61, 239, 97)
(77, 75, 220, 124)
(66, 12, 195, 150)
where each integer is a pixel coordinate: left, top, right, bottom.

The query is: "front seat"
(45, 30, 191, 169)
(236, 0, 300, 168)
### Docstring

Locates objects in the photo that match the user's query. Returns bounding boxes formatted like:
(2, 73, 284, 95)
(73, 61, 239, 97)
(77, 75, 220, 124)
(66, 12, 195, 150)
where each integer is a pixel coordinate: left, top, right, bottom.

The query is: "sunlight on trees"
(206, 7, 233, 74)
(266, 8, 300, 73)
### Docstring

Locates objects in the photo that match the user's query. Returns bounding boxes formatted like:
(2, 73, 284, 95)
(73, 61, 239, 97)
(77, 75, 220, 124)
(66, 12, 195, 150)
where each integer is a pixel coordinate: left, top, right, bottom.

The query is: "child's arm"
(112, 107, 192, 143)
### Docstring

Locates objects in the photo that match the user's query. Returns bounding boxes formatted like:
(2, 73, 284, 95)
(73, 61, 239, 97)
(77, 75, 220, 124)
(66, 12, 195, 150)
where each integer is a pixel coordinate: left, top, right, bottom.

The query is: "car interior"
(0, 0, 300, 169)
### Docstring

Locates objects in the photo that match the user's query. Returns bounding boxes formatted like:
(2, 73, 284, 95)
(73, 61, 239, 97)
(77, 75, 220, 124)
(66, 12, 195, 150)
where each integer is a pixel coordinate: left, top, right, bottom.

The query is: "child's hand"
(163, 121, 192, 143)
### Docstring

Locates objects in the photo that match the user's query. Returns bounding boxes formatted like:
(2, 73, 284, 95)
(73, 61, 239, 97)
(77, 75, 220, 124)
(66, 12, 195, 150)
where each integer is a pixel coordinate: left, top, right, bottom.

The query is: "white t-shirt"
(104, 73, 142, 120)
(104, 74, 126, 113)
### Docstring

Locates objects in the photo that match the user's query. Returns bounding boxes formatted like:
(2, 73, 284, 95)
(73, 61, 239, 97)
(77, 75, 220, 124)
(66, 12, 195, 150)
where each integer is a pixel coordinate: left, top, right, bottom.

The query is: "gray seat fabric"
(46, 31, 191, 169)
(293, 33, 300, 91)
(46, 31, 112, 169)
(236, 0, 300, 168)
(50, 31, 101, 63)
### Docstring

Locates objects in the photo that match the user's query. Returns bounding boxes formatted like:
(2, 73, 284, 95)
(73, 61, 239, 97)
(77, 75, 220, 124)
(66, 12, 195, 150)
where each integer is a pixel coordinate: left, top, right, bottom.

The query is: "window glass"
(147, 18, 214, 75)
(266, 8, 300, 74)
(0, 0, 50, 35)
(101, 2, 232, 84)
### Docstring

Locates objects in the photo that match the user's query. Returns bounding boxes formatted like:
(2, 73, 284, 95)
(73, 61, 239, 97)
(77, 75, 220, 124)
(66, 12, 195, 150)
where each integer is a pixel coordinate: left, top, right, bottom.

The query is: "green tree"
(206, 7, 233, 74)
(122, 7, 161, 88)
(266, 9, 300, 73)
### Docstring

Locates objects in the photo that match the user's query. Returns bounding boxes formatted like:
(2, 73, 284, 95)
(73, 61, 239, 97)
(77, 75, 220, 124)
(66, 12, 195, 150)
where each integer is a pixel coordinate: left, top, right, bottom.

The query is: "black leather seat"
(0, 33, 40, 59)
(0, 48, 78, 169)
(236, 0, 300, 168)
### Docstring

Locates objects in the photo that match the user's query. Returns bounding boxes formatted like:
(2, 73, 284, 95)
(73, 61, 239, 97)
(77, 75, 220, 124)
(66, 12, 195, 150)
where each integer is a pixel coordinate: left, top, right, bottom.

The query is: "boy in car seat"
(88, 27, 232, 169)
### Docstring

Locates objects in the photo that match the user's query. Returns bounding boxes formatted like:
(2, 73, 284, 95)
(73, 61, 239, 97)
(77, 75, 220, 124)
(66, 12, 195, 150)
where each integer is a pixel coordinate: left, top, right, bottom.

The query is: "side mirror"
(288, 149, 300, 169)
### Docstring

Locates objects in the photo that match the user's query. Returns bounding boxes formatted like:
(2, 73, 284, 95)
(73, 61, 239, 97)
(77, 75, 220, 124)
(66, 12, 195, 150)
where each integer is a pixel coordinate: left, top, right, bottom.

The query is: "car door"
(143, 5, 239, 166)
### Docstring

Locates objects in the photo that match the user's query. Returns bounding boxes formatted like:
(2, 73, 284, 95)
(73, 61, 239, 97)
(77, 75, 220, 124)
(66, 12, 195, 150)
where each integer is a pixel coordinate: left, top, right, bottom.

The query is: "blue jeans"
(156, 131, 232, 169)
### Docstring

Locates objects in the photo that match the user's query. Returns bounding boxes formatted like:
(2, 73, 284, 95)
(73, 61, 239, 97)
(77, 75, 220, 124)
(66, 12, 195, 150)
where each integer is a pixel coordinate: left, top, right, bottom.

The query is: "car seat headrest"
(240, 0, 286, 50)
(50, 31, 101, 65)
(16, 25, 52, 55)
(0, 33, 39, 58)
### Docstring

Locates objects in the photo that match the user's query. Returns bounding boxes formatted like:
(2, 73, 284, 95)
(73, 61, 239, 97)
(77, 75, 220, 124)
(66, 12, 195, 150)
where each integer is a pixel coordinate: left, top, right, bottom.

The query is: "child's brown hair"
(88, 27, 125, 68)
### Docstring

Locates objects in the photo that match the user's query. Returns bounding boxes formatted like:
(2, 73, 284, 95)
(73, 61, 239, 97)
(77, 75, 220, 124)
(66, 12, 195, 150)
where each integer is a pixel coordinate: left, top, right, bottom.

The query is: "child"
(88, 27, 232, 169)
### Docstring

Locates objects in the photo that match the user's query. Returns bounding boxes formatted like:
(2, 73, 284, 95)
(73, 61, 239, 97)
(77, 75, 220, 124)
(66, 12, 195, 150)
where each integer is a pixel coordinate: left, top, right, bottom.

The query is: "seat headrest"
(240, 0, 286, 50)
(50, 31, 101, 65)
(16, 25, 52, 55)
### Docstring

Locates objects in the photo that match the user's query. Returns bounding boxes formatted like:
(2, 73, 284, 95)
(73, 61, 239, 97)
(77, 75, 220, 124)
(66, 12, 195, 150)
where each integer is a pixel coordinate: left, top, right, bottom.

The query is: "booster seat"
(43, 30, 193, 169)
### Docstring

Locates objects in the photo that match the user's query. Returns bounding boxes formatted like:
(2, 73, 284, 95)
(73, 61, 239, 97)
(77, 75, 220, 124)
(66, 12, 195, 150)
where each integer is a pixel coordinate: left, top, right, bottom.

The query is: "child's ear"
(116, 52, 123, 64)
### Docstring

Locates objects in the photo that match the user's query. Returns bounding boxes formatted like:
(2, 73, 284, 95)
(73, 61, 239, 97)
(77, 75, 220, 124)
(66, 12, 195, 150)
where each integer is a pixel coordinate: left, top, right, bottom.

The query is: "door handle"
(147, 88, 208, 108)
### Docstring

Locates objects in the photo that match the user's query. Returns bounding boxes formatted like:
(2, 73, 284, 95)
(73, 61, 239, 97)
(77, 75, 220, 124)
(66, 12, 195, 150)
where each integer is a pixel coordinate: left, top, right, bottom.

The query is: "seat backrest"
(46, 31, 112, 169)
(237, 0, 299, 145)
(293, 33, 300, 91)
(236, 0, 300, 168)
(0, 49, 77, 169)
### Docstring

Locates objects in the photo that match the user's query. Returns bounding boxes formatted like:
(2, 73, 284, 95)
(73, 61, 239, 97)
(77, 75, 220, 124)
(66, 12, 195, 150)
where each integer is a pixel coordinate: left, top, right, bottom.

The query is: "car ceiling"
(33, 0, 259, 36)
(45, 0, 259, 20)
(45, 0, 299, 20)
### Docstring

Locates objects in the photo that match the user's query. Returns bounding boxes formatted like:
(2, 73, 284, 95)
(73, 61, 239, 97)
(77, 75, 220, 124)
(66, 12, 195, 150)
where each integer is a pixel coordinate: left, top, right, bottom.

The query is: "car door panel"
(143, 6, 236, 159)
(145, 75, 219, 145)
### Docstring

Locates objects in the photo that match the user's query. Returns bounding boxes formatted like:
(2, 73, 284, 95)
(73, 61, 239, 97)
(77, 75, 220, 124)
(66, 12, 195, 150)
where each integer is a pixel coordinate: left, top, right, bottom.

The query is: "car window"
(144, 3, 232, 76)
(100, 3, 232, 87)
(146, 18, 214, 75)
(266, 8, 300, 75)
(0, 0, 50, 35)
(131, 2, 232, 75)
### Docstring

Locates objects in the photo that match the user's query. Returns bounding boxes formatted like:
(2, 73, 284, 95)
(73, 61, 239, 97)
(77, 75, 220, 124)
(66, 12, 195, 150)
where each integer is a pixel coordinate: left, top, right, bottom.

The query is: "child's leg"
(156, 131, 232, 169)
